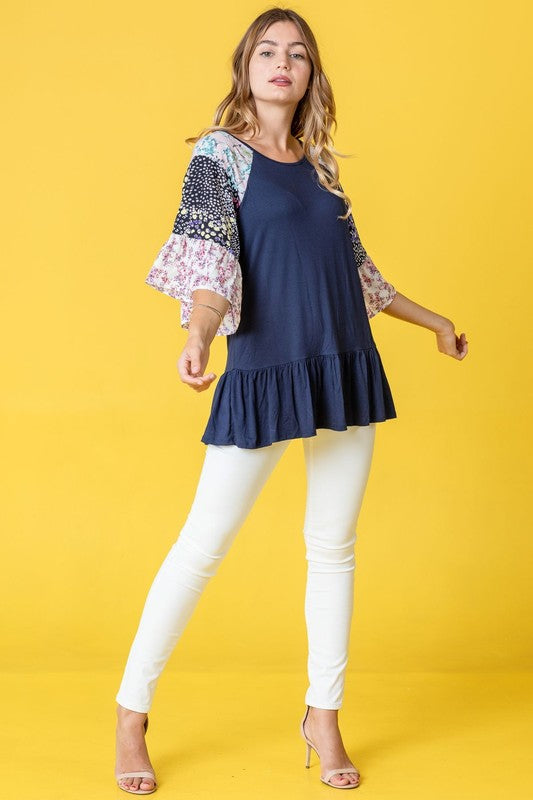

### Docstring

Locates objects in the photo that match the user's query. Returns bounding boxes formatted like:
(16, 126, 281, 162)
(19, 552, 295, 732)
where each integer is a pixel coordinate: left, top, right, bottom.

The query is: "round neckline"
(224, 131, 307, 166)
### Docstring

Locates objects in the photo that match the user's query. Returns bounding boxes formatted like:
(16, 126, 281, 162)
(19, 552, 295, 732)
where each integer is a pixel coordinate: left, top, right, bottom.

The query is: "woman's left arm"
(345, 208, 468, 361)
(382, 292, 469, 360)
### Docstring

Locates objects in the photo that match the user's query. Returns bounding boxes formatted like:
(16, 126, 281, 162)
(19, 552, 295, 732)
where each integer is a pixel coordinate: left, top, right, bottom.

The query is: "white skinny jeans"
(115, 424, 376, 712)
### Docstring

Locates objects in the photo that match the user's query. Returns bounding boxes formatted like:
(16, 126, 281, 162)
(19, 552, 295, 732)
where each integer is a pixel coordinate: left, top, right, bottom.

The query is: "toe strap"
(116, 771, 156, 781)
(323, 766, 360, 782)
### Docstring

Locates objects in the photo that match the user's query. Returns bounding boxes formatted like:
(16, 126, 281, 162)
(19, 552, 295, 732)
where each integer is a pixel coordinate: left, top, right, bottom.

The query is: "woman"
(114, 7, 468, 794)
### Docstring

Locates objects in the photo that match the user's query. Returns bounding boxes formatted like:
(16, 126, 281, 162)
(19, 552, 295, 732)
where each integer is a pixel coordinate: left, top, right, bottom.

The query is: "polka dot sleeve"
(144, 145, 243, 336)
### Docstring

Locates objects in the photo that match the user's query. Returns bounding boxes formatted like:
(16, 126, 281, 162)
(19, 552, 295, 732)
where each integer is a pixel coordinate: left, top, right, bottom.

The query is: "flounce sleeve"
(346, 211, 397, 318)
(328, 168, 396, 320)
(145, 140, 243, 336)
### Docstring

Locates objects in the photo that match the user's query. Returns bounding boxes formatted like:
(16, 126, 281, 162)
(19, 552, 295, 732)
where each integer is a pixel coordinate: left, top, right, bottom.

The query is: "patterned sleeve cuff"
(145, 232, 242, 335)
(358, 254, 397, 319)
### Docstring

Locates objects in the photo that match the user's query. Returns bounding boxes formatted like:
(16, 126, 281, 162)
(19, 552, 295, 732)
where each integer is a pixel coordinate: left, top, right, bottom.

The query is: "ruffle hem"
(200, 347, 397, 449)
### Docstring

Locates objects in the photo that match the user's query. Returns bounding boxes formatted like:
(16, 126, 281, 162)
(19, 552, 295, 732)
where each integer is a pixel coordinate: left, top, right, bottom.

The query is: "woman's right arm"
(145, 134, 243, 392)
(177, 289, 231, 392)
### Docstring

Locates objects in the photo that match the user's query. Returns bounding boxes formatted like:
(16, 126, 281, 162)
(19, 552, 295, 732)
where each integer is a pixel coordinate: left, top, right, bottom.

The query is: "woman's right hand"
(177, 335, 217, 393)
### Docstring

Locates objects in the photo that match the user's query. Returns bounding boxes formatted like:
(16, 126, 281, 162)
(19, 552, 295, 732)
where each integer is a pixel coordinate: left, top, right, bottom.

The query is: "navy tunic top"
(145, 129, 397, 449)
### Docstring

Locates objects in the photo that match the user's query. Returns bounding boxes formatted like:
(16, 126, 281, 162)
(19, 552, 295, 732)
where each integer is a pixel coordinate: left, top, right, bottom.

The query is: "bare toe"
(331, 773, 350, 785)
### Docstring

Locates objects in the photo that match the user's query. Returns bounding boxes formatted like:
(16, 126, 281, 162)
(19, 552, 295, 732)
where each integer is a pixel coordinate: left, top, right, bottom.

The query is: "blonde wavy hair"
(185, 7, 356, 221)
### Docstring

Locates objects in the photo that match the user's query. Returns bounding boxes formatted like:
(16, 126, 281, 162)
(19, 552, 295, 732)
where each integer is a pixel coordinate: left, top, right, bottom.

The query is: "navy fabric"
(201, 134, 396, 449)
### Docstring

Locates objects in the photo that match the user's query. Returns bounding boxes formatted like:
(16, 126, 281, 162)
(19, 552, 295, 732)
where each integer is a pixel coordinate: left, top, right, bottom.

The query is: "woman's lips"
(270, 78, 292, 85)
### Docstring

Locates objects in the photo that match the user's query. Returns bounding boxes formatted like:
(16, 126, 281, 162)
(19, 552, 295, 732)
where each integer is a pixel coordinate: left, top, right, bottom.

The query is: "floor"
(2, 670, 531, 798)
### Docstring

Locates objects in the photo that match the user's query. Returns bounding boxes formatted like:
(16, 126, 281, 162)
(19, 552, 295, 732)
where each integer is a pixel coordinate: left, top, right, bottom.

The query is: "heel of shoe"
(301, 705, 316, 768)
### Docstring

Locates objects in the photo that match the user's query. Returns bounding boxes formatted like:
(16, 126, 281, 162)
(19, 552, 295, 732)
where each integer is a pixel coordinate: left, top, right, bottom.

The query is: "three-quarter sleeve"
(145, 141, 243, 336)
(346, 211, 396, 319)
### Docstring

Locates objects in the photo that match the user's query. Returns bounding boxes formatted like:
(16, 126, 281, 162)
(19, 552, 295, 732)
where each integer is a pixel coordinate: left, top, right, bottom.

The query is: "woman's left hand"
(436, 324, 468, 360)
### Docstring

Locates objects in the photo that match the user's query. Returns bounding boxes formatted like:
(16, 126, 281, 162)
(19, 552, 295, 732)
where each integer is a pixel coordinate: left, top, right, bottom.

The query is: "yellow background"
(1, 1, 532, 797)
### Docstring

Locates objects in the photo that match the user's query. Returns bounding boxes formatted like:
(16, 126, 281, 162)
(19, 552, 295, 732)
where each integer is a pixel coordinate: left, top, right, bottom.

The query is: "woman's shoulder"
(190, 129, 253, 191)
(191, 129, 250, 165)
(192, 130, 326, 169)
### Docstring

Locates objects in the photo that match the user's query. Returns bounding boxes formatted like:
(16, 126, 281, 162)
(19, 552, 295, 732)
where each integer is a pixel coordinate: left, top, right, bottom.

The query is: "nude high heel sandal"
(115, 715, 158, 795)
(300, 704, 360, 789)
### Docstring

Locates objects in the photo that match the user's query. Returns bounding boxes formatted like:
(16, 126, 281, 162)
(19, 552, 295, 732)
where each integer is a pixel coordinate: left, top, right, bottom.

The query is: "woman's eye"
(259, 50, 305, 59)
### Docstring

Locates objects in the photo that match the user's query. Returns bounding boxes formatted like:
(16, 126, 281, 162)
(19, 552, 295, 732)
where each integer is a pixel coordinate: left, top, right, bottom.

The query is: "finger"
(177, 357, 198, 382)
(182, 374, 204, 386)
(182, 353, 203, 378)
(184, 374, 216, 387)
(185, 370, 216, 381)
(178, 366, 204, 385)
(193, 372, 216, 381)
(190, 362, 213, 378)
(192, 378, 215, 392)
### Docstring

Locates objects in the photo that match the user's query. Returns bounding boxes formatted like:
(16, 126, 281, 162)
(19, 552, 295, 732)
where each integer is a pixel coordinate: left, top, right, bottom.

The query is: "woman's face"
(248, 20, 312, 109)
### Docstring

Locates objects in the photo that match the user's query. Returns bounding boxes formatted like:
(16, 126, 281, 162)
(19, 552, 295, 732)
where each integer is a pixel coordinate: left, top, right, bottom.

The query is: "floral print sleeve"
(145, 135, 245, 336)
(329, 172, 397, 319)
(346, 211, 397, 318)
